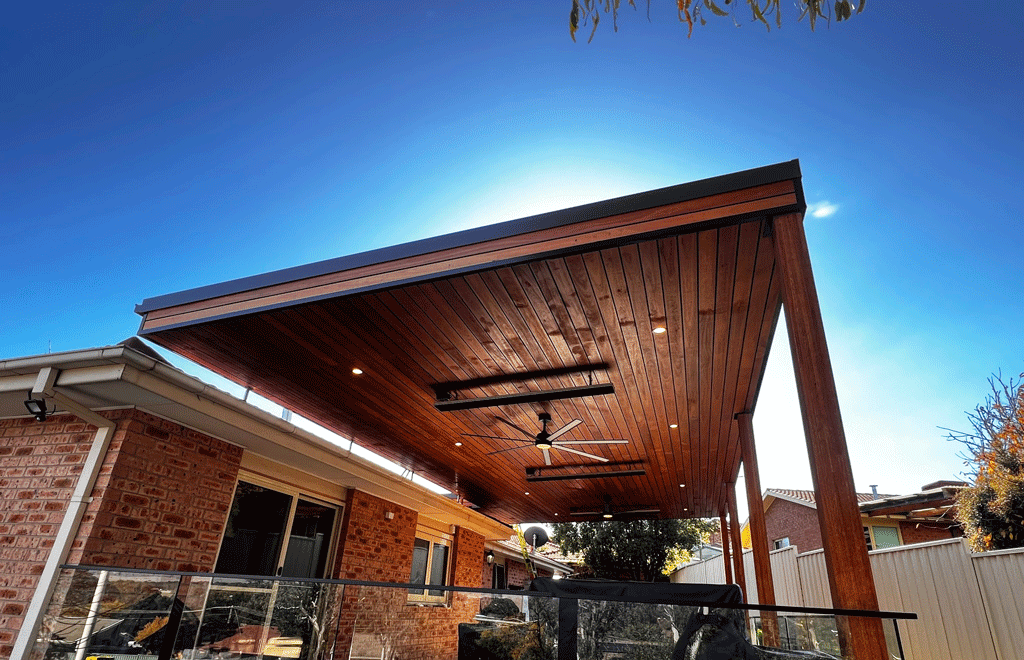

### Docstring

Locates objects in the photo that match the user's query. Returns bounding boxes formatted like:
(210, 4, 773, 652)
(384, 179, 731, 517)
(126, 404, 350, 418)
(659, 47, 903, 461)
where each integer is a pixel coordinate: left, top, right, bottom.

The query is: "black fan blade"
(494, 416, 536, 440)
(485, 445, 531, 457)
(460, 433, 533, 443)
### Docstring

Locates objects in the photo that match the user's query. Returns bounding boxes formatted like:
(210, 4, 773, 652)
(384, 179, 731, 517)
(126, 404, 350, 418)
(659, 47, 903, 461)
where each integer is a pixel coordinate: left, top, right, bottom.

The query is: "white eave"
(0, 341, 511, 541)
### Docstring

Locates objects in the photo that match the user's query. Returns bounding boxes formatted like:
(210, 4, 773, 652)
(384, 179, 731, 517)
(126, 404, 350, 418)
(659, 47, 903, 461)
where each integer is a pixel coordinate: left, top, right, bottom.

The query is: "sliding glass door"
(216, 480, 337, 579)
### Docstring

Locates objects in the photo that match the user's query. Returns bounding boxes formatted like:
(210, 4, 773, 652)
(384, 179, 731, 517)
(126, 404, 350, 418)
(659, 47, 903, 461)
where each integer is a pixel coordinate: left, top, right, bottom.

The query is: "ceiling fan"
(462, 413, 627, 466)
(571, 494, 660, 519)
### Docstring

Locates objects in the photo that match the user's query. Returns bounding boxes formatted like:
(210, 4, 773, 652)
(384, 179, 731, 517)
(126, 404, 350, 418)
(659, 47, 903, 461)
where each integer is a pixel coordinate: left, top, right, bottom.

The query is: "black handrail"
(59, 563, 917, 620)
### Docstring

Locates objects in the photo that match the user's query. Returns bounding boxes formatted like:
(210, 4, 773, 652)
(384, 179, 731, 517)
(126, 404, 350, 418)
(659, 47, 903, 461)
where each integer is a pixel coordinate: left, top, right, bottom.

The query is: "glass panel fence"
(32, 567, 909, 660)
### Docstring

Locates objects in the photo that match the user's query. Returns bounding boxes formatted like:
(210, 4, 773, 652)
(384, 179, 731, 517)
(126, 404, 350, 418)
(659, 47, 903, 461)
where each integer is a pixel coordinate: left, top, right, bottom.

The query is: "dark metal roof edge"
(138, 210, 792, 335)
(136, 160, 803, 315)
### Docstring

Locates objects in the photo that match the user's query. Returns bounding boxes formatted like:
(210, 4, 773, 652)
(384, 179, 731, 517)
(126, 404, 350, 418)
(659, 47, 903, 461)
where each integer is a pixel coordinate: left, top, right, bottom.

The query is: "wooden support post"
(725, 484, 746, 599)
(719, 510, 734, 586)
(772, 212, 888, 660)
(737, 412, 780, 648)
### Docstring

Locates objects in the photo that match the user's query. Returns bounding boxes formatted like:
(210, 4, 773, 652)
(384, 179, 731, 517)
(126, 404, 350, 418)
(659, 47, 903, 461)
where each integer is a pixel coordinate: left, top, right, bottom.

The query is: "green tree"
(947, 372, 1024, 551)
(551, 518, 715, 581)
(570, 0, 865, 42)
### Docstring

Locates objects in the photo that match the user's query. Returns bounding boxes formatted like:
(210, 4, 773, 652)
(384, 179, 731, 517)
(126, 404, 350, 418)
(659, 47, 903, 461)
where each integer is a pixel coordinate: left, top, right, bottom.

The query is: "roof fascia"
(136, 160, 803, 316)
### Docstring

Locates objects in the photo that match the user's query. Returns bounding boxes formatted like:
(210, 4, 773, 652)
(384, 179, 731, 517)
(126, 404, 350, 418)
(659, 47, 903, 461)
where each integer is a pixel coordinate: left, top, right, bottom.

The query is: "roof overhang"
(135, 161, 806, 523)
(859, 487, 962, 519)
(0, 342, 510, 540)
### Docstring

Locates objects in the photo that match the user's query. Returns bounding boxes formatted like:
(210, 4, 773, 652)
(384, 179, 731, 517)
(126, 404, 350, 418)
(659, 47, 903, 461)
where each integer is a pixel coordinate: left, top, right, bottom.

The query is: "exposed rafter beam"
(434, 383, 614, 411)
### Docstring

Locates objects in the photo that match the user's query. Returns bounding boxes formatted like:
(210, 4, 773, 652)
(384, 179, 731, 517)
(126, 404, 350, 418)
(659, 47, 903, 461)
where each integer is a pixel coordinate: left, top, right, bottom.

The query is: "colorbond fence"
(672, 538, 1024, 660)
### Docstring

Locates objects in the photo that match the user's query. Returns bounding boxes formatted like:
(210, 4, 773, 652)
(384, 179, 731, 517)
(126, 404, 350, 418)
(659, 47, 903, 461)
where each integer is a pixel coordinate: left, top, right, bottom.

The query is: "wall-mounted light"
(485, 550, 494, 564)
(384, 511, 395, 520)
(24, 395, 48, 422)
(602, 501, 614, 519)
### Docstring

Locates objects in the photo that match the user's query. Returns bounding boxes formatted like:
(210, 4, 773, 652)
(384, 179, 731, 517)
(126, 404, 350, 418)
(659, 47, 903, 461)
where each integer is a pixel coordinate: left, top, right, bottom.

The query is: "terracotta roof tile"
(766, 488, 894, 506)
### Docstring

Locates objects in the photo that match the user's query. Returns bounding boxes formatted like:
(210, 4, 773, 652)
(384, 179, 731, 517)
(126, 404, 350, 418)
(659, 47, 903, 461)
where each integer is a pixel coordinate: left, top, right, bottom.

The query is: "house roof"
(133, 161, 806, 523)
(488, 538, 575, 574)
(764, 486, 962, 521)
(858, 484, 964, 519)
(765, 488, 886, 510)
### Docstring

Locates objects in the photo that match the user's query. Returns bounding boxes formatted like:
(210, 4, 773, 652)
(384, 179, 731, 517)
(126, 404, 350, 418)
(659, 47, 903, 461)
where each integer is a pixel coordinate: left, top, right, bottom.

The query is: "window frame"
(216, 472, 343, 579)
(491, 560, 507, 590)
(866, 524, 902, 550)
(772, 537, 790, 550)
(407, 525, 452, 605)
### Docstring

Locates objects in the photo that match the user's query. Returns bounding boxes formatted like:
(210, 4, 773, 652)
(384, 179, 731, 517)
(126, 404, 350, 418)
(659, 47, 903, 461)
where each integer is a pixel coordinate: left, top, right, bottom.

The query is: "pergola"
(136, 160, 888, 658)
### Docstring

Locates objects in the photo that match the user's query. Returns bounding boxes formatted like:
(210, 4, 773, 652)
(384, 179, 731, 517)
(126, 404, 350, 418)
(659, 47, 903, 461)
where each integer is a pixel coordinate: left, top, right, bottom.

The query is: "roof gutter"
(12, 368, 117, 660)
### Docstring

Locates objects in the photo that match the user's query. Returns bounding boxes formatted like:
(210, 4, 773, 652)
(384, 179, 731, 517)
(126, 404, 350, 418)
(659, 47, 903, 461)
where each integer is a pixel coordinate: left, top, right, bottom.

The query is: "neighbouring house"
(482, 538, 571, 590)
(743, 485, 964, 554)
(0, 339, 568, 659)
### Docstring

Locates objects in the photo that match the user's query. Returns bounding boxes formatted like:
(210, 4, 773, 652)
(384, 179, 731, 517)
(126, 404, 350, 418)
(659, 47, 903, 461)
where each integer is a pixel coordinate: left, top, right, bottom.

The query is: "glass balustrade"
(30, 566, 911, 660)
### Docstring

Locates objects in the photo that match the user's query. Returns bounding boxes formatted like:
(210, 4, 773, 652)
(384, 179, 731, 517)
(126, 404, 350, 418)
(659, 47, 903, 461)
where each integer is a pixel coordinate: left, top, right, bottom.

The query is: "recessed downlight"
(652, 326, 667, 335)
(679, 483, 685, 487)
(455, 441, 463, 447)
(524, 491, 530, 496)
(669, 423, 678, 429)
(351, 368, 364, 375)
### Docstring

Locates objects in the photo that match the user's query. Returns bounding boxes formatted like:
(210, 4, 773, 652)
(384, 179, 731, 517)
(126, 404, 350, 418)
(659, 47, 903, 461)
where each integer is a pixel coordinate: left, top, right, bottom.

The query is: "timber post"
(771, 211, 888, 660)
(736, 411, 780, 647)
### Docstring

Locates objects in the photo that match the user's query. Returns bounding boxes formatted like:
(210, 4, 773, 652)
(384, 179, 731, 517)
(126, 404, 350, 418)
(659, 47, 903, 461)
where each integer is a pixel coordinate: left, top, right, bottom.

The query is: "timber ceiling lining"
(148, 220, 782, 523)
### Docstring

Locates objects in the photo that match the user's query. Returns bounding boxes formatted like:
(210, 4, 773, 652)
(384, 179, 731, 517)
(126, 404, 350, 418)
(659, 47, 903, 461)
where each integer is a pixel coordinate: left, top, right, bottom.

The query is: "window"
(492, 562, 507, 590)
(216, 479, 338, 579)
(773, 537, 790, 550)
(871, 525, 900, 550)
(409, 537, 449, 601)
(864, 525, 901, 551)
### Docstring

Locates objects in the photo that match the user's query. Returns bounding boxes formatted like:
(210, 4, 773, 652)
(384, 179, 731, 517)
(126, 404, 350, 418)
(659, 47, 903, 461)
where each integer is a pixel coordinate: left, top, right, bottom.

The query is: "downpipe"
(11, 367, 117, 660)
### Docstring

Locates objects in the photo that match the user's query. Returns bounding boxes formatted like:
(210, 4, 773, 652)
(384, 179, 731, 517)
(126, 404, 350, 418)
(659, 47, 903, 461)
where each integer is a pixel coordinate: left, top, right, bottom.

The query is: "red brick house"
(749, 486, 963, 554)
(0, 340, 567, 660)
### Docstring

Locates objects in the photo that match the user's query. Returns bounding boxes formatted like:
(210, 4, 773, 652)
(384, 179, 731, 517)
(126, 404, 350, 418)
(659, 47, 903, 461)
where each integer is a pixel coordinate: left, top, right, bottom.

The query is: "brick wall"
(898, 520, 957, 545)
(507, 558, 531, 588)
(763, 498, 822, 553)
(0, 409, 242, 660)
(0, 414, 91, 658)
(331, 489, 487, 660)
(333, 489, 418, 582)
(71, 410, 241, 572)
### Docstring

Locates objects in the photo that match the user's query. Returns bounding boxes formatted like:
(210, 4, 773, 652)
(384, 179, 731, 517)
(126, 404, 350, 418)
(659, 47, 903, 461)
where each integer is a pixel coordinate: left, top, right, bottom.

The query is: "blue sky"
(2, 2, 1021, 511)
